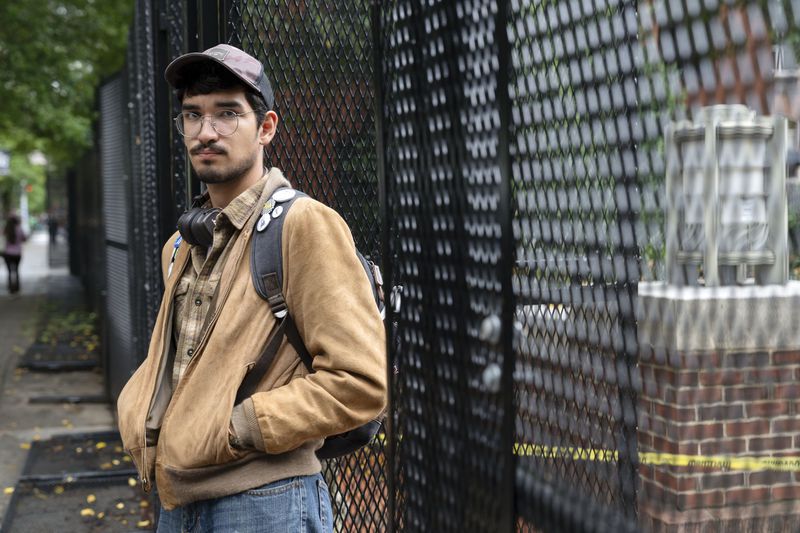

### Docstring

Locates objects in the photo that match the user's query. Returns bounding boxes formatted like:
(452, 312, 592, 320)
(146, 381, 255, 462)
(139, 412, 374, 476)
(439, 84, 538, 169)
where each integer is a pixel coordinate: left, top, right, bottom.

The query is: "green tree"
(0, 0, 133, 212)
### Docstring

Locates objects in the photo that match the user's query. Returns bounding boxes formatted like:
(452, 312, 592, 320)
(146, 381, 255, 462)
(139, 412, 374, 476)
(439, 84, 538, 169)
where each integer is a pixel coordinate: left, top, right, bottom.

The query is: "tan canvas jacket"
(116, 168, 387, 510)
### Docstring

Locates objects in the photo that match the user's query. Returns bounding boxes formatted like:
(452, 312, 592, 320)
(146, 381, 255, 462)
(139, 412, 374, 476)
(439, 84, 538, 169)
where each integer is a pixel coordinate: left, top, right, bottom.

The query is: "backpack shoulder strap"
(250, 187, 314, 371)
(250, 187, 308, 316)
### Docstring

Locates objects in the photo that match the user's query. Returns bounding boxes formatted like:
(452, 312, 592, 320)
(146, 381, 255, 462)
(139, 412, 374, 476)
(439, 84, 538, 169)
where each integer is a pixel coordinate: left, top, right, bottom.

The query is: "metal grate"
(508, 0, 641, 528)
(226, 0, 380, 256)
(166, 0, 190, 215)
(225, 2, 387, 531)
(380, 0, 517, 530)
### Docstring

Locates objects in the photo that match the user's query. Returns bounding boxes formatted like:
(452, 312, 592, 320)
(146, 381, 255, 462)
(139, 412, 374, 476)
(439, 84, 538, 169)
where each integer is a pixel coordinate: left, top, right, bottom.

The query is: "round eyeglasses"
(174, 110, 254, 138)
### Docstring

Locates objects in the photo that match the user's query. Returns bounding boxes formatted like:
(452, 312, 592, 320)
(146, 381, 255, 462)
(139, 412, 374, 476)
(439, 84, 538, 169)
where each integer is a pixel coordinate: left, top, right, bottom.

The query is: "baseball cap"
(165, 44, 274, 109)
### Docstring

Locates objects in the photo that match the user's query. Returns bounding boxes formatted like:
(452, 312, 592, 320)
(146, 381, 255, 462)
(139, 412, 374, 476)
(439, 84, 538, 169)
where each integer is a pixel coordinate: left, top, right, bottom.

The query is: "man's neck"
(206, 167, 265, 208)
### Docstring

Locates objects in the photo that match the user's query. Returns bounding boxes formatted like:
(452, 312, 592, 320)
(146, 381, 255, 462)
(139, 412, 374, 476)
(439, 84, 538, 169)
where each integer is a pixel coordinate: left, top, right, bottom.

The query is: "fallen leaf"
(54, 486, 64, 495)
(19, 443, 30, 450)
(4, 487, 14, 495)
(111, 459, 120, 466)
(128, 478, 137, 487)
(139, 500, 149, 508)
(80, 508, 95, 517)
(97, 512, 105, 519)
(86, 494, 96, 503)
(116, 502, 125, 510)
(137, 520, 151, 528)
(95, 441, 107, 450)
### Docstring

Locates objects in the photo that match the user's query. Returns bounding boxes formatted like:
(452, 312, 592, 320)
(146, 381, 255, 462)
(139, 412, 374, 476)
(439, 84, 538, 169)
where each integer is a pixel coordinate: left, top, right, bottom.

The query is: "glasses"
(174, 110, 254, 138)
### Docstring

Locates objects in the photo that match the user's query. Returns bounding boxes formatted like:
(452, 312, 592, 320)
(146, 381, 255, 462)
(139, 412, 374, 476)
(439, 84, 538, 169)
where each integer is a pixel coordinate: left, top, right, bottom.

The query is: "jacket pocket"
(159, 363, 252, 470)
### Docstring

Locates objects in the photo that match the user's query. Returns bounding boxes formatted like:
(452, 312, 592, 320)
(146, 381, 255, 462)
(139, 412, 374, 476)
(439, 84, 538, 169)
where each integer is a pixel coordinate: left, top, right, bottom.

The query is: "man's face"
(181, 88, 262, 185)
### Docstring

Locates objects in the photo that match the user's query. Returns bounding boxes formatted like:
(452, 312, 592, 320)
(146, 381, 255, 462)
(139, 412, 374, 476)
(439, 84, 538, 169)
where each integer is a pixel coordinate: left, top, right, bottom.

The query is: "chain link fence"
(224, 1, 388, 530)
(80, 0, 800, 530)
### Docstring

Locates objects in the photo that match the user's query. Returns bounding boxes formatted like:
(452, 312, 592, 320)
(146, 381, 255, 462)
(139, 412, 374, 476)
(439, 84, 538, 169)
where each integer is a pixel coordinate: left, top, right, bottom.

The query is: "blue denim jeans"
(156, 473, 333, 533)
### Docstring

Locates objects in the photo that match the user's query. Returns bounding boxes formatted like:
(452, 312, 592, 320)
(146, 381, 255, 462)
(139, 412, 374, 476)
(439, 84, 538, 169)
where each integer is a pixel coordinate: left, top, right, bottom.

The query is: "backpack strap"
(250, 188, 307, 315)
(248, 187, 315, 372)
(235, 318, 288, 405)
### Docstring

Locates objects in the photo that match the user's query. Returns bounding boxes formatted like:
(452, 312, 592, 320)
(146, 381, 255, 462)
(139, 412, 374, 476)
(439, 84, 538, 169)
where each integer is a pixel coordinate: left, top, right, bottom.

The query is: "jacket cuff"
(231, 398, 266, 452)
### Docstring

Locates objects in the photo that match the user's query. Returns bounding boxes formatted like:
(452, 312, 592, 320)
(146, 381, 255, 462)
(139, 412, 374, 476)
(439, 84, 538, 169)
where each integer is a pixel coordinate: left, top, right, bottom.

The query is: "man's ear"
(258, 111, 279, 146)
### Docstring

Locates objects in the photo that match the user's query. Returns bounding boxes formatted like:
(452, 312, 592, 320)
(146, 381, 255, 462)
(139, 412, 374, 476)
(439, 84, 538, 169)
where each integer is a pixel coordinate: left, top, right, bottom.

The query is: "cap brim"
(164, 53, 260, 95)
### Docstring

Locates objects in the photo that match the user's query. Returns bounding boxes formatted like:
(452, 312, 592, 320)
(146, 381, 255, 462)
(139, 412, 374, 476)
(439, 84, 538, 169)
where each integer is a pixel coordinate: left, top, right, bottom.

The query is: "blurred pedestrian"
(3, 214, 26, 293)
(47, 212, 59, 245)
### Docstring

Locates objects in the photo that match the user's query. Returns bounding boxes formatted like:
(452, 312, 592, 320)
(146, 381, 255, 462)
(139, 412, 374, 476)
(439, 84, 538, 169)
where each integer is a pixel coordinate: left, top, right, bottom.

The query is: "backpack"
(234, 187, 388, 459)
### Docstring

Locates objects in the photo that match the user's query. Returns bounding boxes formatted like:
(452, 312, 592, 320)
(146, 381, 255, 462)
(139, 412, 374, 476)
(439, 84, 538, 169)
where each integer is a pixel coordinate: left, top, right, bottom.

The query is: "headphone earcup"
(177, 208, 202, 246)
(176, 207, 219, 247)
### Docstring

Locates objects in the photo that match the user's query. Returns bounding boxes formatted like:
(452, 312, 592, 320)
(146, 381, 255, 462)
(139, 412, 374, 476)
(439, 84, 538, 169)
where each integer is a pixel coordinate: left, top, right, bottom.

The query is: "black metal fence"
(63, 0, 800, 531)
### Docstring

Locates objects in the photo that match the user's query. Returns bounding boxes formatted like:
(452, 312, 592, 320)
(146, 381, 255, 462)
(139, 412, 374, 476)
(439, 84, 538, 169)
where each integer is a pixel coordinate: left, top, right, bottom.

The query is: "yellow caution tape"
(514, 443, 800, 472)
(371, 434, 800, 472)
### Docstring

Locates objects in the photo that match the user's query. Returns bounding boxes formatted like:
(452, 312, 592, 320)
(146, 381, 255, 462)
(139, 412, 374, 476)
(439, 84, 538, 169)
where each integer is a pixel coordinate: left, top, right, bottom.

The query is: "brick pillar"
(637, 282, 800, 531)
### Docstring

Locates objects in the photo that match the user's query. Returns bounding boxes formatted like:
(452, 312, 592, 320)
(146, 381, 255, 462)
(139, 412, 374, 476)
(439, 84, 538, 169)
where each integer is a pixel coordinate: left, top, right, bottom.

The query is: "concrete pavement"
(0, 231, 116, 523)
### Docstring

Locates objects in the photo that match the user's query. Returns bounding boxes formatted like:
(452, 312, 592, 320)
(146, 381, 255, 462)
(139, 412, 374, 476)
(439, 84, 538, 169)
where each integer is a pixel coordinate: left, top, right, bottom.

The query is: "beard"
(190, 143, 259, 184)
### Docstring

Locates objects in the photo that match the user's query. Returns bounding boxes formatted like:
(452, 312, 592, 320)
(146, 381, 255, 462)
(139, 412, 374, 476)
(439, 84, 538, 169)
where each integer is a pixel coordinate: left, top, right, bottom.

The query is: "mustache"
(190, 143, 226, 156)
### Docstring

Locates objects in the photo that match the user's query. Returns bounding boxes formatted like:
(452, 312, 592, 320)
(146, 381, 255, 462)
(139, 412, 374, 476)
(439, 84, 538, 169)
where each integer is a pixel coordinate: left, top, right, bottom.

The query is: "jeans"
(156, 473, 333, 533)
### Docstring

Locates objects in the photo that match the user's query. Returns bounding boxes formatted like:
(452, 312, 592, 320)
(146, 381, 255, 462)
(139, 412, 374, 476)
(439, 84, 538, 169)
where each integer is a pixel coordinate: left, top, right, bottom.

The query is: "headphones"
(176, 194, 220, 247)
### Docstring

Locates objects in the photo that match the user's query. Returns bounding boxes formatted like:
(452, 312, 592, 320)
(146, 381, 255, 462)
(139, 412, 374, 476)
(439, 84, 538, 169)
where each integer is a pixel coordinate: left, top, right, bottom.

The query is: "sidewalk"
(0, 232, 116, 524)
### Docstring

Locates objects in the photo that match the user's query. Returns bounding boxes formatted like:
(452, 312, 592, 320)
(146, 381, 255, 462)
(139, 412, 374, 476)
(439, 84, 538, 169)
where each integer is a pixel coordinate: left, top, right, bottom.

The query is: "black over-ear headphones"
(176, 194, 220, 247)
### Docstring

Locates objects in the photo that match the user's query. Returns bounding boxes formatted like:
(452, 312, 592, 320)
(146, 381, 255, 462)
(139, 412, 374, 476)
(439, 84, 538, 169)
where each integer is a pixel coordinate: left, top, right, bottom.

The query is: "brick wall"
(638, 347, 800, 529)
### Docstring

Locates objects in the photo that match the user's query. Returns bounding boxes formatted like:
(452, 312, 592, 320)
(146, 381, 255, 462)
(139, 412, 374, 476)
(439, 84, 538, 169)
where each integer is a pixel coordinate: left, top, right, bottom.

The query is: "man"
(116, 44, 387, 532)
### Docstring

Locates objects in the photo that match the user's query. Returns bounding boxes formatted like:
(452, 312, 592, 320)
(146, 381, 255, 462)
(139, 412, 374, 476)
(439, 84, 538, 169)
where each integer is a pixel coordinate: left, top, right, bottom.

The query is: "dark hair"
(175, 62, 269, 127)
(4, 215, 19, 245)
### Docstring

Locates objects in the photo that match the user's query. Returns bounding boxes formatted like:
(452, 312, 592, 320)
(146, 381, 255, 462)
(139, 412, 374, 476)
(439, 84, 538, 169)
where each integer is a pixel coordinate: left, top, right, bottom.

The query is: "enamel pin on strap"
(256, 188, 296, 233)
(167, 235, 183, 278)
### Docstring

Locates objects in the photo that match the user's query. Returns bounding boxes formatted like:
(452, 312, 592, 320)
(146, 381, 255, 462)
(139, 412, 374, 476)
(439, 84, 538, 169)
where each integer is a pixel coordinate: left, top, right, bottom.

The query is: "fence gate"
(379, 0, 640, 531)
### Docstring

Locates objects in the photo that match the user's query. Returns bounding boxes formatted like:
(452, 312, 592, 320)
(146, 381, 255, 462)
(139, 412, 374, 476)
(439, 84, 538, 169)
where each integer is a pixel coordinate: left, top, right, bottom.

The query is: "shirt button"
(195, 298, 202, 306)
(187, 348, 194, 356)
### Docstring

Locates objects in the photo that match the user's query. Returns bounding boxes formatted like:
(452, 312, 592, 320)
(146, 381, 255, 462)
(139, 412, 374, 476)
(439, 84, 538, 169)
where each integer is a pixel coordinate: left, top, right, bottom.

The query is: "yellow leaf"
(137, 520, 151, 528)
(115, 502, 125, 510)
(139, 500, 149, 508)
(80, 508, 95, 517)
(86, 494, 96, 503)
(4, 487, 14, 495)
(95, 441, 107, 450)
(19, 442, 30, 450)
(54, 486, 64, 495)
(127, 478, 137, 487)
(97, 512, 105, 519)
(111, 460, 120, 466)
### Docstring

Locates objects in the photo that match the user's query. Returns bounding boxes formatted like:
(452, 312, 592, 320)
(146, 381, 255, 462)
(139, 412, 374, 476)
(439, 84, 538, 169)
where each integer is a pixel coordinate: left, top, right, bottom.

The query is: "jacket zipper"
(139, 245, 187, 492)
